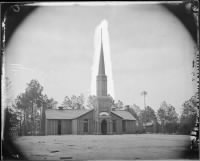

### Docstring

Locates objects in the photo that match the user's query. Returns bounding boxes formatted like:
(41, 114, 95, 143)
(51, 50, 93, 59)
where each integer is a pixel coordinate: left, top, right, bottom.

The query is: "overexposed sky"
(4, 3, 197, 114)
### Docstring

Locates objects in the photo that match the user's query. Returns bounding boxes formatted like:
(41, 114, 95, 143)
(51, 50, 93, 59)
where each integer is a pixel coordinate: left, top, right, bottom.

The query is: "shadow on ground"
(182, 146, 199, 159)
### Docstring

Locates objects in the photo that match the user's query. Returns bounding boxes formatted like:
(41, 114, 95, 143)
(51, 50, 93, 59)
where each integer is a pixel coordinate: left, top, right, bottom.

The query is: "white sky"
(4, 4, 197, 114)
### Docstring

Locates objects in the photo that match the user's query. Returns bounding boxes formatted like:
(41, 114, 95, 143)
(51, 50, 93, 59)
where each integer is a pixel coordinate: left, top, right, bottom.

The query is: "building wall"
(46, 119, 58, 135)
(46, 119, 72, 135)
(77, 111, 94, 134)
(111, 113, 123, 134)
(125, 120, 136, 134)
(45, 111, 136, 135)
(61, 120, 72, 134)
(72, 119, 78, 134)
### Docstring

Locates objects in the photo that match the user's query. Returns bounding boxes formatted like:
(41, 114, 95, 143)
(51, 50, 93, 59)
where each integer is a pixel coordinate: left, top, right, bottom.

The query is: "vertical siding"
(53, 120, 58, 135)
(125, 120, 136, 134)
(126, 121, 132, 133)
(47, 119, 73, 135)
(117, 119, 122, 134)
(77, 119, 79, 134)
(45, 119, 48, 135)
(72, 119, 77, 134)
(61, 120, 72, 134)
(111, 113, 123, 134)
(77, 111, 94, 134)
(47, 119, 58, 135)
(47, 119, 51, 135)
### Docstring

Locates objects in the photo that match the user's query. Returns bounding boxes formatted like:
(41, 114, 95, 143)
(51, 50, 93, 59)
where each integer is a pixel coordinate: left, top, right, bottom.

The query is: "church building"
(42, 29, 136, 135)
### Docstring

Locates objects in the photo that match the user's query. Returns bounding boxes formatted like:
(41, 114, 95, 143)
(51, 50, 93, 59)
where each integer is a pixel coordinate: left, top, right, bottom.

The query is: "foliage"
(125, 105, 139, 120)
(62, 94, 85, 110)
(139, 106, 157, 124)
(178, 93, 199, 134)
(3, 77, 21, 138)
(157, 101, 178, 122)
(131, 104, 142, 116)
(4, 106, 19, 138)
(62, 96, 72, 109)
(14, 79, 58, 136)
(25, 80, 44, 105)
(87, 95, 96, 109)
(113, 100, 124, 110)
(42, 95, 58, 110)
(157, 101, 179, 133)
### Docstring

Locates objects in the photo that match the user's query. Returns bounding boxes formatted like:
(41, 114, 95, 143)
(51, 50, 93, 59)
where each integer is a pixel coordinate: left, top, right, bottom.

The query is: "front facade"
(43, 29, 136, 135)
(44, 109, 136, 135)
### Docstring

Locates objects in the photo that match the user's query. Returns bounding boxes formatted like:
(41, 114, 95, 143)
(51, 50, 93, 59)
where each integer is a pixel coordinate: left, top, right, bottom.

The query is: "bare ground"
(12, 134, 198, 160)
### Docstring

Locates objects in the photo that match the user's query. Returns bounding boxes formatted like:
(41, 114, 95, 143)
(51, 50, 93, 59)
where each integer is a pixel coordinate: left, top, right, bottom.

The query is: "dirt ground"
(12, 134, 197, 160)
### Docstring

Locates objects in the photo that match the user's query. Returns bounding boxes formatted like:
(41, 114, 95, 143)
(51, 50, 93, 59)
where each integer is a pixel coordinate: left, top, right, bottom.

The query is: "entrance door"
(58, 120, 61, 135)
(101, 120, 107, 135)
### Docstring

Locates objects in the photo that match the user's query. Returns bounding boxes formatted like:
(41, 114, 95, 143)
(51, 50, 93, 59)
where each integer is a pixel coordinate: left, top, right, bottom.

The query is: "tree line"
(4, 78, 199, 136)
(4, 79, 58, 136)
(113, 94, 198, 135)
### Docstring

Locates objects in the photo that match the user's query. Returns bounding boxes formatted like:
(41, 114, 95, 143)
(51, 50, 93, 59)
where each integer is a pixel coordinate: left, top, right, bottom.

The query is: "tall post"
(144, 94, 146, 109)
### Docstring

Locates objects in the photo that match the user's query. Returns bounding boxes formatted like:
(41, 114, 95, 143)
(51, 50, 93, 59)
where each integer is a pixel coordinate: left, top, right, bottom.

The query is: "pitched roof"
(45, 109, 92, 120)
(112, 110, 136, 121)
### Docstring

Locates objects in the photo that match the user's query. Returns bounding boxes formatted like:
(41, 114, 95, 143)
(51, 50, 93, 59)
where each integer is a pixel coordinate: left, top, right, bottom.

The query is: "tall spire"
(98, 28, 105, 75)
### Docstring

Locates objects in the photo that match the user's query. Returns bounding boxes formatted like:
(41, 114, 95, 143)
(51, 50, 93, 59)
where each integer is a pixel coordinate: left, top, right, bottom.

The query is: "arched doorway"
(101, 119, 107, 135)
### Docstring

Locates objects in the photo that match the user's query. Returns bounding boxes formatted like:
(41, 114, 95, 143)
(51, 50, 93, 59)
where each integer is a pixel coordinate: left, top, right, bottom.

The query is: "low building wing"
(112, 110, 136, 121)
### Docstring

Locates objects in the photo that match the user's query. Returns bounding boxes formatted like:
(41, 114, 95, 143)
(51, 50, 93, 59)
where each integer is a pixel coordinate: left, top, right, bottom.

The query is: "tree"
(131, 104, 142, 116)
(113, 100, 124, 110)
(157, 101, 178, 133)
(125, 105, 139, 120)
(87, 95, 96, 109)
(77, 94, 85, 109)
(3, 77, 22, 136)
(62, 96, 72, 109)
(14, 93, 30, 135)
(72, 94, 85, 109)
(139, 106, 158, 133)
(12, 79, 58, 136)
(178, 93, 198, 134)
(2, 77, 13, 139)
(139, 106, 157, 124)
(25, 80, 44, 135)
(62, 94, 85, 110)
(42, 95, 58, 110)
(141, 91, 147, 109)
(4, 106, 18, 137)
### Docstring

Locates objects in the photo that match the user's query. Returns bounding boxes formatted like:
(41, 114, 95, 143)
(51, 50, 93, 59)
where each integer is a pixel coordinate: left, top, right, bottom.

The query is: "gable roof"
(111, 110, 136, 121)
(45, 109, 93, 120)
